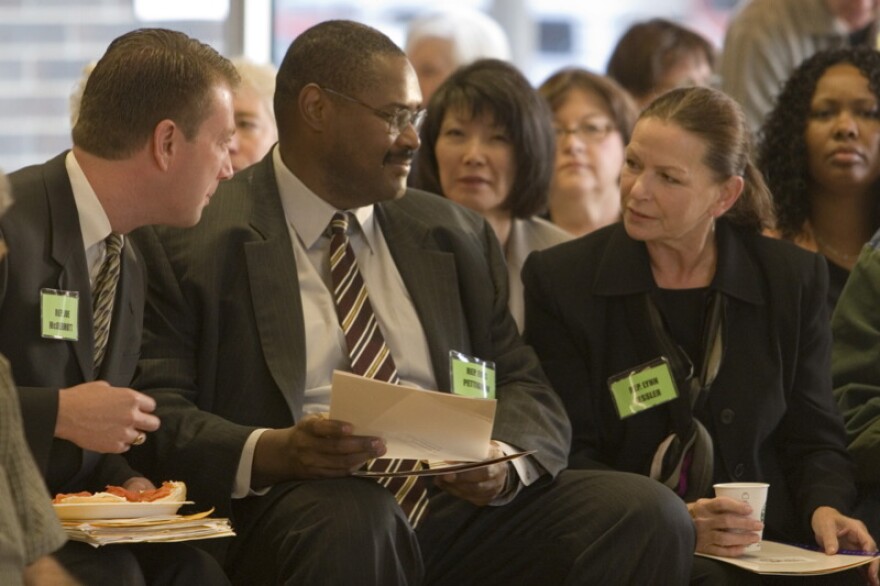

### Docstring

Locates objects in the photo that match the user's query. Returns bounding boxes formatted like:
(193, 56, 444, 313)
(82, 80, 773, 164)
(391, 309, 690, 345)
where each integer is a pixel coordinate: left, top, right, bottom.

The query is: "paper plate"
(53, 501, 188, 520)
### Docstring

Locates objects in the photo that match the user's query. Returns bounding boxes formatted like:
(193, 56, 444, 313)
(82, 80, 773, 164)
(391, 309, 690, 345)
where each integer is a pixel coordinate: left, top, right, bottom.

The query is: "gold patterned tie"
(328, 212, 429, 527)
(92, 233, 122, 374)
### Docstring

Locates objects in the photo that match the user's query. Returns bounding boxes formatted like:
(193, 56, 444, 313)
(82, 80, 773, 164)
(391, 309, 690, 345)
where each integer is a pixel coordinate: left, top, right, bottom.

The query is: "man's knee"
(229, 478, 422, 585)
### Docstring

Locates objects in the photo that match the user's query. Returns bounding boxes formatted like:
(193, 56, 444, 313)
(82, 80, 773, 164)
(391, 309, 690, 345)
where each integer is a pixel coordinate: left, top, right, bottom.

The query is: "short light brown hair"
(73, 28, 239, 159)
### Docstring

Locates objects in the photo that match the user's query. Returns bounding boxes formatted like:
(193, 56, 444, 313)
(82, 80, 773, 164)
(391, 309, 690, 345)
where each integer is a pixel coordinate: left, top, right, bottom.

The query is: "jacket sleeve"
(775, 252, 855, 526)
(833, 238, 880, 484)
(127, 226, 257, 517)
(475, 220, 571, 479)
(522, 249, 609, 471)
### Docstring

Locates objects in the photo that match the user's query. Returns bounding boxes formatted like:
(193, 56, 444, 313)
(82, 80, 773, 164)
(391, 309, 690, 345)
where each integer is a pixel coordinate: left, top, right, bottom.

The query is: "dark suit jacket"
(523, 220, 855, 542)
(2, 152, 143, 493)
(128, 154, 570, 519)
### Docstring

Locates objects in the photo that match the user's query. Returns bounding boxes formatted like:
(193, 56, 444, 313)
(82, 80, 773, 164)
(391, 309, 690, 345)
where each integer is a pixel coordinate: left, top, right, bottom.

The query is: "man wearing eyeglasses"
(128, 19, 695, 585)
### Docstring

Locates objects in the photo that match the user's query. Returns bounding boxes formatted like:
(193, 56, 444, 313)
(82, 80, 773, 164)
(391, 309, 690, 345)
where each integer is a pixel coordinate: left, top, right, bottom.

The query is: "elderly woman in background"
(759, 46, 880, 312)
(229, 57, 278, 172)
(606, 18, 715, 110)
(405, 8, 510, 103)
(414, 59, 570, 332)
(523, 86, 876, 585)
(538, 68, 637, 236)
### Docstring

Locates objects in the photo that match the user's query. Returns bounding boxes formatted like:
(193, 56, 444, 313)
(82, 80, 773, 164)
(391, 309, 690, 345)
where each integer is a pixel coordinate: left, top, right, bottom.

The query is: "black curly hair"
(757, 46, 880, 240)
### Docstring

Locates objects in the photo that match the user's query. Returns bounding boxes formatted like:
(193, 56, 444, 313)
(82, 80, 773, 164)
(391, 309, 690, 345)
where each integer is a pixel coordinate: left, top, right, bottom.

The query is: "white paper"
(58, 509, 235, 548)
(328, 371, 497, 461)
(696, 540, 876, 575)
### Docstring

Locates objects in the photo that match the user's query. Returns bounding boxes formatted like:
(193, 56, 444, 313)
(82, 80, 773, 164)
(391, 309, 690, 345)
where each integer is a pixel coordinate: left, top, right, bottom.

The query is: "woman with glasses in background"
(523, 86, 876, 585)
(413, 59, 571, 332)
(538, 68, 637, 237)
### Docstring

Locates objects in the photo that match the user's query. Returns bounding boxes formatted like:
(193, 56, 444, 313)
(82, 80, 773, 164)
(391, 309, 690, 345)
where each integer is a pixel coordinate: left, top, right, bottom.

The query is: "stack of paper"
(59, 509, 235, 548)
(696, 540, 876, 575)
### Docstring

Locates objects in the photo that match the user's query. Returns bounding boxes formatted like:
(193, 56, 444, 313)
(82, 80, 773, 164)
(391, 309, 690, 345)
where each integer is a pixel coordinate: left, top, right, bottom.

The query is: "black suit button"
(734, 463, 744, 478)
(721, 409, 735, 424)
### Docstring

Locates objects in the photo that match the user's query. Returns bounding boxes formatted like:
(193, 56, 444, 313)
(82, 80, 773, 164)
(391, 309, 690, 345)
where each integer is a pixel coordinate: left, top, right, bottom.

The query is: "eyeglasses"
(320, 86, 427, 136)
(553, 120, 616, 143)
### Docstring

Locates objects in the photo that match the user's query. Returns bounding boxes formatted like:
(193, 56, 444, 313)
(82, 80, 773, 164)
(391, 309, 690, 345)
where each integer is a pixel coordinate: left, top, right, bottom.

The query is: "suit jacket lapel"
(377, 199, 464, 392)
(244, 159, 307, 417)
(46, 155, 94, 382)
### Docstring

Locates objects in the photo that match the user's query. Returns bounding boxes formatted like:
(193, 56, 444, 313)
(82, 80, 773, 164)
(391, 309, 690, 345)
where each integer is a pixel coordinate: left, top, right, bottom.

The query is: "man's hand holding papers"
(329, 370, 534, 504)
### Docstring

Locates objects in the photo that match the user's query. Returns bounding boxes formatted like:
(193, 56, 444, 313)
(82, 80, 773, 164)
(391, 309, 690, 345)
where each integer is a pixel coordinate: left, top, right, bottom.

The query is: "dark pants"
(225, 469, 695, 586)
(55, 540, 230, 586)
(227, 478, 421, 585)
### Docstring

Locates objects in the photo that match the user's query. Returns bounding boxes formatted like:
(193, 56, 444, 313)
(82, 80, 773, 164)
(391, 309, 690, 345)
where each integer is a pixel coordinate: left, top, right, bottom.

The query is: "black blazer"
(2, 152, 143, 493)
(523, 220, 855, 542)
(127, 153, 570, 518)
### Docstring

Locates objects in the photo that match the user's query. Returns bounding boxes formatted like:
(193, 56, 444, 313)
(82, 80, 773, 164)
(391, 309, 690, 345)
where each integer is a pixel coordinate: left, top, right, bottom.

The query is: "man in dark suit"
(1, 29, 237, 585)
(0, 170, 79, 586)
(129, 20, 695, 585)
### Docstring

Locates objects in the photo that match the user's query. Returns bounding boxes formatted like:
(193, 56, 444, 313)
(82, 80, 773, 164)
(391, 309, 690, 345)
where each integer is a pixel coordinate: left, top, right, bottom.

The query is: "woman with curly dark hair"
(758, 46, 880, 311)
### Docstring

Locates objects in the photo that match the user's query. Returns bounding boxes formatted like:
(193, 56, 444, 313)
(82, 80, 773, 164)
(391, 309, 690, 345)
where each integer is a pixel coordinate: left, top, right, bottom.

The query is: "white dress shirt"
(234, 147, 537, 500)
(65, 150, 122, 288)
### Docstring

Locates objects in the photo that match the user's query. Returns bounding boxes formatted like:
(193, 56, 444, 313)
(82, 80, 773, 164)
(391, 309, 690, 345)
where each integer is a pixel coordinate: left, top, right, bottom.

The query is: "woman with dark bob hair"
(538, 67, 637, 236)
(759, 46, 880, 312)
(414, 58, 570, 331)
(524, 86, 877, 584)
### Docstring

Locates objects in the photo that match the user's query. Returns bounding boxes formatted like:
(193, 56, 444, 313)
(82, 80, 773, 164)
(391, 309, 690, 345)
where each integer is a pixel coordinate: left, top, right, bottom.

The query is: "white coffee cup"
(713, 482, 769, 552)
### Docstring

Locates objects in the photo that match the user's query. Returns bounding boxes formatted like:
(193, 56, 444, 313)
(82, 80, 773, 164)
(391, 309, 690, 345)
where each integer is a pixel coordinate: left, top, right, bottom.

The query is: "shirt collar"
(65, 150, 113, 250)
(272, 146, 377, 252)
(593, 220, 763, 305)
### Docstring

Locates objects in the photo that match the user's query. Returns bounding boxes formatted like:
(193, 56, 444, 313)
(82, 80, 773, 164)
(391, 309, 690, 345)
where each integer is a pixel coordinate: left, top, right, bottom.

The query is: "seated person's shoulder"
(746, 228, 827, 279)
(390, 188, 487, 232)
(524, 222, 619, 279)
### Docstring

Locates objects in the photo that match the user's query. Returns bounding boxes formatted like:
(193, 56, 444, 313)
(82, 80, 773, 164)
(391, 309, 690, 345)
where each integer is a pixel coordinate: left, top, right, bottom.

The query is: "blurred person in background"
(405, 8, 511, 104)
(68, 62, 96, 130)
(539, 68, 638, 237)
(229, 57, 278, 172)
(721, 0, 880, 134)
(606, 18, 716, 110)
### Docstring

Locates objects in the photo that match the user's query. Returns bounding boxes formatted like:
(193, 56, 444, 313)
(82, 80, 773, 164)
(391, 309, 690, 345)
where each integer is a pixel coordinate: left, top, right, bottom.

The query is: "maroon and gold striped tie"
(329, 212, 429, 527)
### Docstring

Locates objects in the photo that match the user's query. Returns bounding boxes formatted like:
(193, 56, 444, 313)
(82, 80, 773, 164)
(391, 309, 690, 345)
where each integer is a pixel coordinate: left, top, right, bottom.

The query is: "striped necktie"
(328, 212, 429, 527)
(92, 233, 123, 375)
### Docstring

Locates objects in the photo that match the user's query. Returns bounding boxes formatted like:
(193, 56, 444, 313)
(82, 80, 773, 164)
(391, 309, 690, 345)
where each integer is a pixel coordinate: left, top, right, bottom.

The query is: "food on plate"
(53, 480, 186, 504)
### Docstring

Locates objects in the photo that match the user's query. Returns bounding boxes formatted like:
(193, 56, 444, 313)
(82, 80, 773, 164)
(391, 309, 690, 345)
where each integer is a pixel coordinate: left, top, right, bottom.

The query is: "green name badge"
(40, 288, 79, 341)
(607, 357, 679, 419)
(450, 350, 495, 399)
